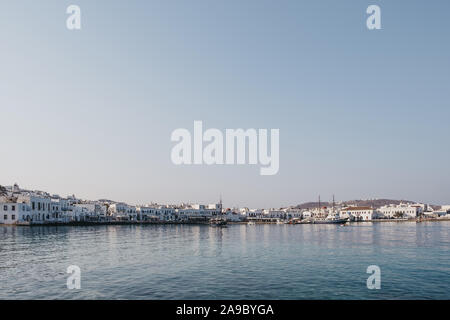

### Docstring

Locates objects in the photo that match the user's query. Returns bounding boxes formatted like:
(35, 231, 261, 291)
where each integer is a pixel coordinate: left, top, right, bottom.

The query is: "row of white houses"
(241, 203, 449, 222)
(0, 185, 242, 224)
(108, 203, 234, 222)
(0, 194, 106, 225)
(337, 203, 449, 221)
(1, 199, 448, 225)
(1, 185, 449, 225)
(0, 198, 235, 225)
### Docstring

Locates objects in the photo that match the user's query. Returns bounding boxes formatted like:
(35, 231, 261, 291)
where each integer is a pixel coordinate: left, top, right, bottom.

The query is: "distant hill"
(295, 199, 417, 210)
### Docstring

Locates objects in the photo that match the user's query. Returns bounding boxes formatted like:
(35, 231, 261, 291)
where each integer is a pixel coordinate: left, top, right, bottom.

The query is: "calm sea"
(0, 222, 449, 299)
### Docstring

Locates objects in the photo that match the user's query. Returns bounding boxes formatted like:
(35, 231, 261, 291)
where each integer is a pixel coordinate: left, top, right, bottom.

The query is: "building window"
(32, 202, 35, 210)
(3, 205, 7, 211)
(3, 215, 7, 220)
(12, 205, 15, 211)
(12, 215, 15, 220)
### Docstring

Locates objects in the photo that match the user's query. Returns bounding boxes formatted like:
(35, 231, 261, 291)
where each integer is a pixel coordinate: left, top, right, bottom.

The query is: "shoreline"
(2, 217, 449, 227)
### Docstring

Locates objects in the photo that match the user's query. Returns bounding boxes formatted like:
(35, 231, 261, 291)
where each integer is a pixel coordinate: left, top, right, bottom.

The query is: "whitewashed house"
(0, 202, 30, 224)
(136, 206, 159, 221)
(72, 203, 106, 221)
(15, 194, 53, 223)
(109, 203, 138, 221)
(263, 209, 286, 219)
(176, 204, 221, 222)
(340, 206, 375, 221)
(302, 211, 313, 219)
(156, 206, 176, 221)
(67, 205, 88, 222)
(240, 208, 264, 218)
(222, 208, 242, 222)
(283, 209, 303, 219)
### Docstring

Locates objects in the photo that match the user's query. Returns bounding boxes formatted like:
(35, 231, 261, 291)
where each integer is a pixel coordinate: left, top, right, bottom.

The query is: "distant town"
(1, 183, 449, 226)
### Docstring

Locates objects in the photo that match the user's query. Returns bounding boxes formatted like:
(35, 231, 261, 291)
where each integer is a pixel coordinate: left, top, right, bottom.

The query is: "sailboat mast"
(318, 195, 321, 216)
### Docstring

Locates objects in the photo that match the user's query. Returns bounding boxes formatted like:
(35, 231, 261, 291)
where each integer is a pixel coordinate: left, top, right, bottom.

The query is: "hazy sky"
(1, 1, 449, 208)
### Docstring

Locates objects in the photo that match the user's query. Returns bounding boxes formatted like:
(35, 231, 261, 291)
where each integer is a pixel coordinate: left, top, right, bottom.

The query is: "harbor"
(1, 221, 449, 300)
(1, 184, 449, 227)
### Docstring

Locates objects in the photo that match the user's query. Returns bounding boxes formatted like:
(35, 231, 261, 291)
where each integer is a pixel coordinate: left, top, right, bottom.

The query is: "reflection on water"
(0, 222, 449, 299)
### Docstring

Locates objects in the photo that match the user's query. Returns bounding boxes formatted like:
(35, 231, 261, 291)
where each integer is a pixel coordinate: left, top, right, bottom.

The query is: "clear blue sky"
(1, 1, 449, 208)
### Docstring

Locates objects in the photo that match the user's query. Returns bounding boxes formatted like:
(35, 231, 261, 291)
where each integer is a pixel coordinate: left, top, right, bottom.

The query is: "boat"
(276, 219, 284, 224)
(312, 217, 348, 224)
(312, 195, 348, 224)
(295, 218, 313, 224)
(247, 221, 256, 225)
(209, 217, 227, 227)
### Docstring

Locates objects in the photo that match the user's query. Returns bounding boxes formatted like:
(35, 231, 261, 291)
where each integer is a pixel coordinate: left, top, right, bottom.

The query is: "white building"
(136, 206, 158, 221)
(15, 194, 54, 222)
(176, 204, 222, 222)
(0, 189, 82, 224)
(222, 208, 242, 222)
(340, 206, 375, 221)
(263, 209, 286, 219)
(109, 203, 137, 221)
(302, 211, 313, 218)
(240, 208, 263, 218)
(283, 209, 303, 219)
(0, 202, 30, 224)
(155, 206, 176, 221)
(73, 203, 107, 221)
(378, 203, 422, 219)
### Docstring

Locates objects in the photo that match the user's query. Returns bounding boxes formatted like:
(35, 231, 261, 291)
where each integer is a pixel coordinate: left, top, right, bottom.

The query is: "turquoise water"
(0, 222, 449, 299)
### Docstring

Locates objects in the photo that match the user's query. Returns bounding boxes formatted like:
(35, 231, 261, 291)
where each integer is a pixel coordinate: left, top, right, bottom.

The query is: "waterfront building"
(222, 208, 242, 222)
(155, 206, 176, 221)
(136, 206, 158, 221)
(378, 203, 422, 219)
(283, 209, 303, 219)
(66, 205, 86, 222)
(73, 203, 107, 221)
(176, 204, 222, 222)
(0, 202, 30, 224)
(15, 194, 54, 222)
(340, 206, 375, 221)
(240, 208, 263, 218)
(263, 209, 285, 219)
(441, 205, 450, 212)
(0, 184, 81, 224)
(109, 203, 138, 221)
(302, 211, 313, 218)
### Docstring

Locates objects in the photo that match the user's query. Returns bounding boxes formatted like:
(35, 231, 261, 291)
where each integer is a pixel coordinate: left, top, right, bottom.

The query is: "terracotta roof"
(343, 206, 373, 211)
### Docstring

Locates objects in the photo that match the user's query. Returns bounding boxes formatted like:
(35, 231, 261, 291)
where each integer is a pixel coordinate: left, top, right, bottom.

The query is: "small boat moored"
(312, 216, 348, 224)
(210, 217, 227, 227)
